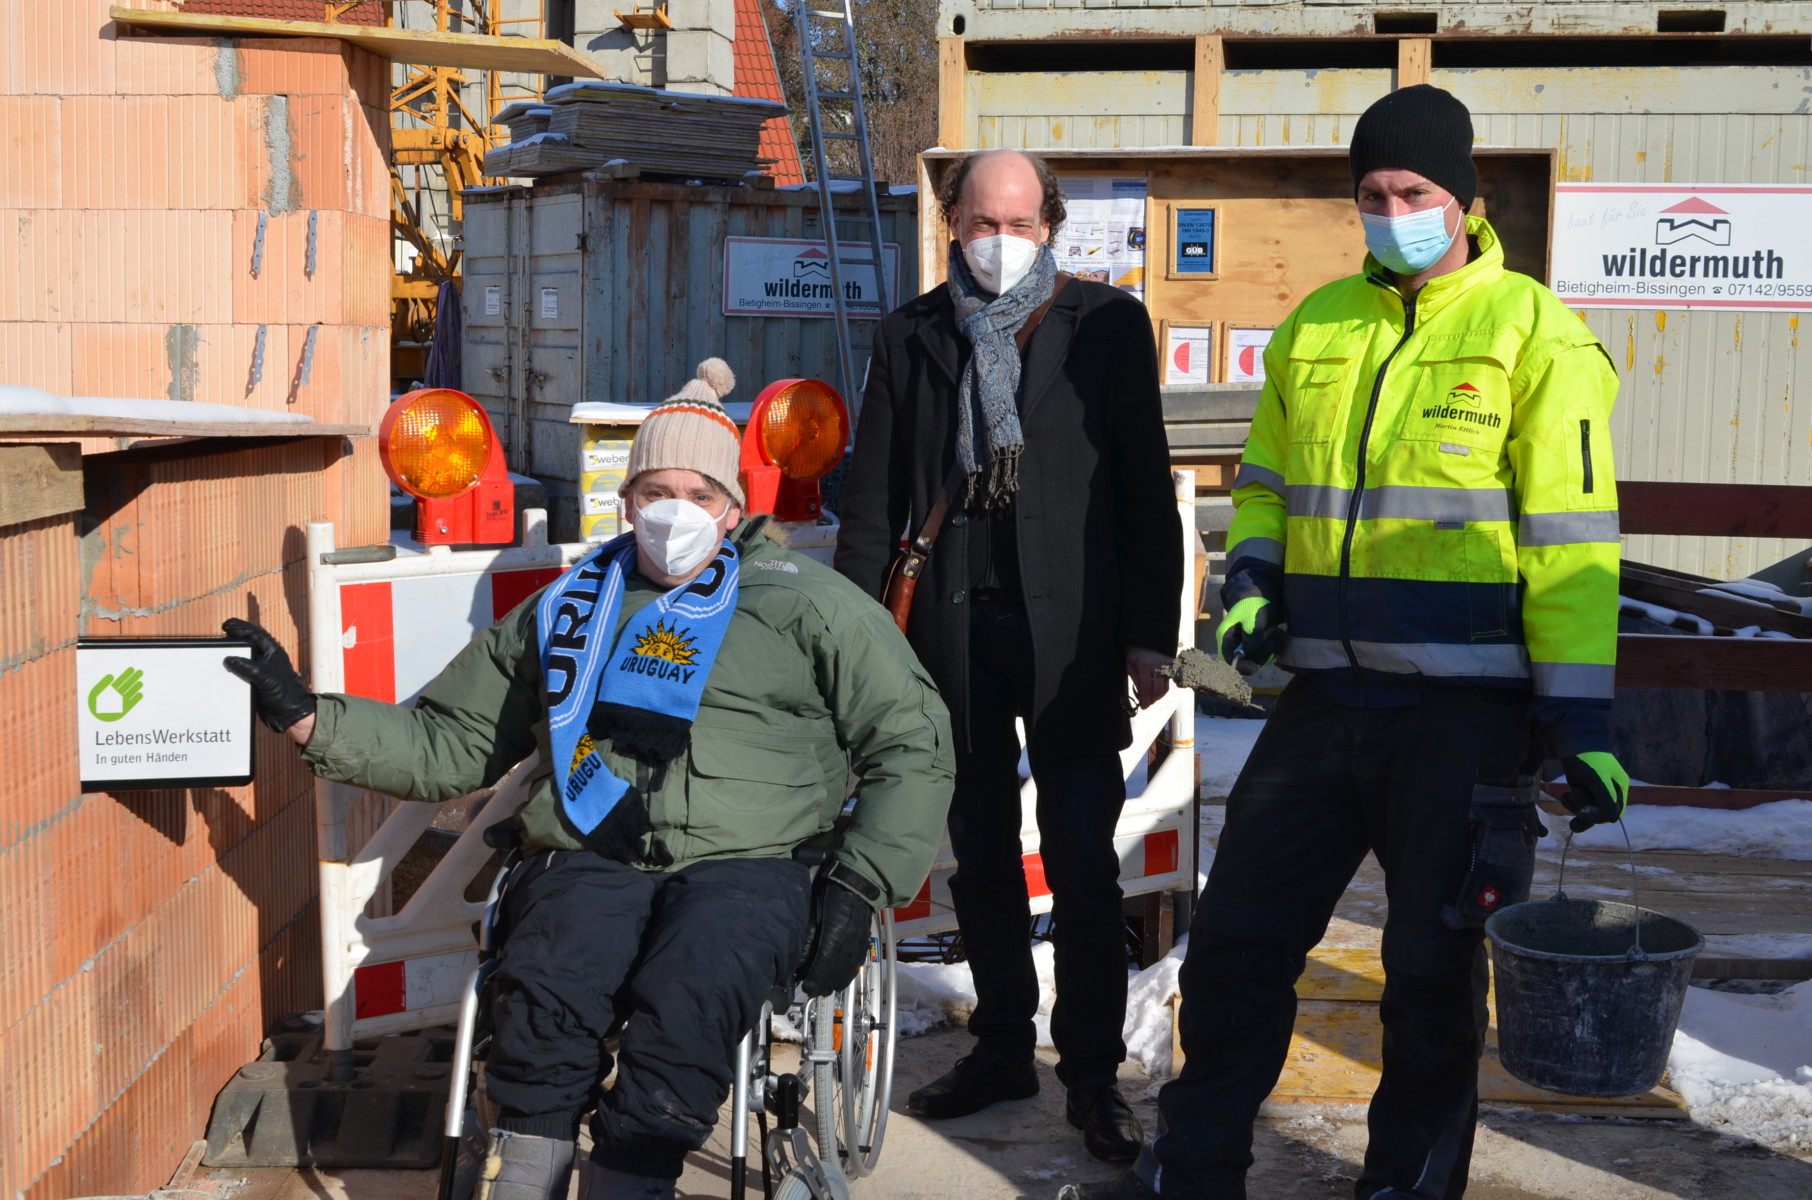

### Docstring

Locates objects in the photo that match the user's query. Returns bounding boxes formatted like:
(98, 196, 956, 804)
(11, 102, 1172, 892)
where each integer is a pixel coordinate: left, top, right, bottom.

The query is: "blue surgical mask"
(1361, 200, 1459, 275)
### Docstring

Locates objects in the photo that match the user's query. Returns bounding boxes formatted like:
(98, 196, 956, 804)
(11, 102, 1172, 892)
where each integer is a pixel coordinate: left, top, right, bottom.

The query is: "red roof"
(732, 0, 805, 186)
(180, 1, 385, 24)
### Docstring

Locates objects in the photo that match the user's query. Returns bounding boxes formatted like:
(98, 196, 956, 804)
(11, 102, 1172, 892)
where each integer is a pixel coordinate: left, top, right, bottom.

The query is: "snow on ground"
(895, 940, 1188, 1079)
(1670, 981, 1812, 1149)
(1198, 715, 1265, 798)
(1554, 799, 1812, 861)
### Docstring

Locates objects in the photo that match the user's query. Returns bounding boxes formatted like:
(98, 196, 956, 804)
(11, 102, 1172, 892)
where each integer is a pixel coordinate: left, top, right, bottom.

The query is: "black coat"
(833, 278, 1184, 756)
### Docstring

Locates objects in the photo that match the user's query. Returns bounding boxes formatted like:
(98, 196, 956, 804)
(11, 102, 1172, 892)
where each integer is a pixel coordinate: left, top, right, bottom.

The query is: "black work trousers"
(948, 599, 1130, 1090)
(1142, 681, 1536, 1200)
(485, 851, 811, 1179)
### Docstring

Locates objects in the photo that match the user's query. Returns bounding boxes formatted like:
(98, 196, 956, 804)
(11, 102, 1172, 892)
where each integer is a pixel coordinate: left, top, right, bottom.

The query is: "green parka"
(302, 519, 955, 907)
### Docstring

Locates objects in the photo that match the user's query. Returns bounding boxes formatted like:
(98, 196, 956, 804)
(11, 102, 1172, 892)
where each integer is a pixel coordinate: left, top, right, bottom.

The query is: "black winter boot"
(1066, 1084, 1144, 1162)
(476, 1130, 576, 1200)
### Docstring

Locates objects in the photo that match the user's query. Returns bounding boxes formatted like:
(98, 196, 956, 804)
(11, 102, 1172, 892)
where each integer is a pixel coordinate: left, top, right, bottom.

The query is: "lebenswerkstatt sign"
(78, 637, 255, 792)
(722, 236, 902, 318)
(1551, 184, 1812, 312)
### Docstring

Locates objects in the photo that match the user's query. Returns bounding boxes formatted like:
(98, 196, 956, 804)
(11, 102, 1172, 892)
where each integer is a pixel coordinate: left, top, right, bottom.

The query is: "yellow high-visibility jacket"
(1226, 216, 1621, 755)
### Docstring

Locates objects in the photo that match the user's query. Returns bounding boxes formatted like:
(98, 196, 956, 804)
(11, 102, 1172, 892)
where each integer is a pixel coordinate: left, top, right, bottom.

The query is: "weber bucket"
(1486, 897, 1702, 1097)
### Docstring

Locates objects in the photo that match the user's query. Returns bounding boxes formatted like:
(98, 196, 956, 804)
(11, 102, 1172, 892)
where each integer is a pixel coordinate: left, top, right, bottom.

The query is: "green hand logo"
(88, 666, 145, 723)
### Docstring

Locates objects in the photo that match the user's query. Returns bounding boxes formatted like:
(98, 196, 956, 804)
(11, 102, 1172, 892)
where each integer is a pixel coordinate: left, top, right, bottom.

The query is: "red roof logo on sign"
(793, 246, 831, 279)
(1656, 196, 1733, 247)
(1660, 196, 1730, 215)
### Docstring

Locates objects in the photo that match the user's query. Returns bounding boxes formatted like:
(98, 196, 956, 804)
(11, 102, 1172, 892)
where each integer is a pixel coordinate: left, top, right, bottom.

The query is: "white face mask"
(962, 233, 1041, 296)
(633, 497, 725, 577)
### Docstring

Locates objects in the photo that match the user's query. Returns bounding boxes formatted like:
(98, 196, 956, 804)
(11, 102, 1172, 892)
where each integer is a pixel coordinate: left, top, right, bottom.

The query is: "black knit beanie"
(1349, 85, 1477, 207)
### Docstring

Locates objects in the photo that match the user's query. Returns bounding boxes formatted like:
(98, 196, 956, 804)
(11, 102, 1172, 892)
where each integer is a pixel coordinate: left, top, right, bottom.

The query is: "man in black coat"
(834, 148, 1184, 1163)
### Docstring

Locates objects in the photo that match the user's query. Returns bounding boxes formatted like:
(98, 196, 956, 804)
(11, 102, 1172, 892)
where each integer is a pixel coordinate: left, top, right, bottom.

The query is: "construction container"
(459, 176, 920, 537)
(930, 0, 1812, 579)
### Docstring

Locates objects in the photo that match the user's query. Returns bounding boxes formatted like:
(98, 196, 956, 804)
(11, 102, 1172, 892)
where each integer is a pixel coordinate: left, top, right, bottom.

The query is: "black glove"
(1558, 751, 1631, 833)
(1216, 596, 1286, 676)
(222, 618, 317, 734)
(797, 879, 874, 998)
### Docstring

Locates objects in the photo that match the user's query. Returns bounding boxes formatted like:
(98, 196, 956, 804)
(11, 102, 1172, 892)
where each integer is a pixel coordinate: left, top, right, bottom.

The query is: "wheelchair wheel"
(812, 909, 897, 1179)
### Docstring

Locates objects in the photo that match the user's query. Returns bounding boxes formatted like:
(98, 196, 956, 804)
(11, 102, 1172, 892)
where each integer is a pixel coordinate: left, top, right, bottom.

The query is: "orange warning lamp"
(378, 388, 514, 546)
(739, 378, 850, 522)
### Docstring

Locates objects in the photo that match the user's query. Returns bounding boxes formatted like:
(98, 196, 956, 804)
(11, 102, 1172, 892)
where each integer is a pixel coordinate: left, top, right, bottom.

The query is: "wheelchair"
(436, 844, 899, 1200)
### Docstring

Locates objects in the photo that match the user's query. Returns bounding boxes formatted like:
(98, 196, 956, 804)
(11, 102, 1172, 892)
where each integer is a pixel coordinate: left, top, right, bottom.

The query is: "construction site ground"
(167, 803, 1812, 1200)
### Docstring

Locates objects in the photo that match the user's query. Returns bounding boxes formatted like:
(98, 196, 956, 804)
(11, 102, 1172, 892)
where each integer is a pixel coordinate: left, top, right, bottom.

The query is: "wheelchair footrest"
(201, 1028, 454, 1168)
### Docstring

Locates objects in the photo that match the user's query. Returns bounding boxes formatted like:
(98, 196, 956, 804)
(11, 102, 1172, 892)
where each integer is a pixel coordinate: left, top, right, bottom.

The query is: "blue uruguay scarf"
(537, 532, 739, 857)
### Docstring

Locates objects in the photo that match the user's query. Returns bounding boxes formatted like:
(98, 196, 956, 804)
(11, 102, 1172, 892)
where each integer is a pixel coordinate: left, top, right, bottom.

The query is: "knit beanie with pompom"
(621, 358, 744, 505)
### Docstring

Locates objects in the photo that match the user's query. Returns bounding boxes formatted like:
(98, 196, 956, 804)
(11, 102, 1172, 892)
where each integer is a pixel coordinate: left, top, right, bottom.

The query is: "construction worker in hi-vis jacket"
(1065, 85, 1631, 1200)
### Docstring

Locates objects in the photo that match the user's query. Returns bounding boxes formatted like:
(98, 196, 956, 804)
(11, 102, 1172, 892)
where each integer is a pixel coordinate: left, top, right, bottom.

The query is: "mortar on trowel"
(1159, 646, 1266, 716)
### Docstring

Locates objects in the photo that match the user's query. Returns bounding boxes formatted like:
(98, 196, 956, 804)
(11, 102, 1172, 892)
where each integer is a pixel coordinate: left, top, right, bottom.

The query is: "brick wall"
(0, 4, 395, 1195)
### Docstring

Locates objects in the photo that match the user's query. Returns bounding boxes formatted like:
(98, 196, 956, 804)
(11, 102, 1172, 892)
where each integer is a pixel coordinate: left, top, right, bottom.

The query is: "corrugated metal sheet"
(461, 178, 921, 528)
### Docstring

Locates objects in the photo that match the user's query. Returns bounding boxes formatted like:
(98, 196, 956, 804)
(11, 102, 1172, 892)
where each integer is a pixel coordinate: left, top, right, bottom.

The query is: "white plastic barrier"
(890, 471, 1199, 937)
(304, 485, 1198, 1059)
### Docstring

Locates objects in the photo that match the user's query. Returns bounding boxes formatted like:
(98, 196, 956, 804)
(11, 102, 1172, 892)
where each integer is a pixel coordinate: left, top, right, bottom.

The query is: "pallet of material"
(485, 81, 786, 180)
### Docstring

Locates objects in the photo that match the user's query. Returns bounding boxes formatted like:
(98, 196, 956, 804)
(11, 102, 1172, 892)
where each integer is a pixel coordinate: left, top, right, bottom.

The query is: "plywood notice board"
(919, 148, 1557, 382)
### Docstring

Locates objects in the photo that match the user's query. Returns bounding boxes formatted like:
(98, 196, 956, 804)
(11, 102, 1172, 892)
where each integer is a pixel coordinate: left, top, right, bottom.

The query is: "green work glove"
(1217, 595, 1284, 675)
(1559, 751, 1631, 833)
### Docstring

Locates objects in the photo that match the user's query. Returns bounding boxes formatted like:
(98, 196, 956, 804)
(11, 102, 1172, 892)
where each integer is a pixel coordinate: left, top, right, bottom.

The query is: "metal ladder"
(795, 0, 893, 406)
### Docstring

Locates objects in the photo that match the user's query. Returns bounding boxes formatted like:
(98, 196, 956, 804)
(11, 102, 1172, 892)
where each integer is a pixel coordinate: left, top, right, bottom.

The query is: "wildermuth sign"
(1550, 184, 1812, 312)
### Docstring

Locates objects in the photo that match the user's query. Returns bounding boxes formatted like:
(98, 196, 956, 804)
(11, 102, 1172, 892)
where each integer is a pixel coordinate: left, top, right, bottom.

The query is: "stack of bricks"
(0, 3, 394, 1196)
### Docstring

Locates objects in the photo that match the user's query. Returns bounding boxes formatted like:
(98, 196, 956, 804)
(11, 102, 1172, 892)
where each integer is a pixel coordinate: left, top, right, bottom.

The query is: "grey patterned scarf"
(945, 239, 1058, 510)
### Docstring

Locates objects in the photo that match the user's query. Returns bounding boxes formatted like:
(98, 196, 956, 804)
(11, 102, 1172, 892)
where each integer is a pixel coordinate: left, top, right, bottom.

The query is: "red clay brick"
(0, 321, 73, 393)
(17, 0, 119, 98)
(0, 99, 63, 208)
(236, 36, 355, 97)
(114, 31, 222, 97)
(70, 323, 171, 400)
(61, 95, 171, 210)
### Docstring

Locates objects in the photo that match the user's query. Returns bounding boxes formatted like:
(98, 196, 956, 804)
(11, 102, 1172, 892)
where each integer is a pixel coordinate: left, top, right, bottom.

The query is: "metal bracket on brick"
(252, 209, 268, 278)
(201, 1028, 454, 1168)
(306, 209, 319, 277)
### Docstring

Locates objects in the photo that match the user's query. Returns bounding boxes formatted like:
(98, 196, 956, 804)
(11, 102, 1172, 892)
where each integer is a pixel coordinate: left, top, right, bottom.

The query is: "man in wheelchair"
(224, 359, 956, 1200)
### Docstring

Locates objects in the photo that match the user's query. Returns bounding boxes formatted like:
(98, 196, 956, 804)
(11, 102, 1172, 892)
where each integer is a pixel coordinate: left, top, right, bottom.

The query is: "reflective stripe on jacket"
(1226, 216, 1621, 754)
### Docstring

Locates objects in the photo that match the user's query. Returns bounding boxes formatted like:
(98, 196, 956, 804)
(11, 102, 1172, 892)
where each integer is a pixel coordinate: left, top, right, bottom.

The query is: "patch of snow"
(1551, 800, 1812, 861)
(1619, 596, 1714, 635)
(1125, 940, 1188, 1078)
(1197, 715, 1264, 798)
(0, 385, 317, 426)
(1705, 577, 1812, 617)
(1668, 980, 1812, 1149)
(1701, 933, 1812, 961)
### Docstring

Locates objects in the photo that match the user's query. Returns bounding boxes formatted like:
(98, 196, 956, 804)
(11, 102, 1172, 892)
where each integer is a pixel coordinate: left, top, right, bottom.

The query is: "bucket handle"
(1555, 818, 1647, 961)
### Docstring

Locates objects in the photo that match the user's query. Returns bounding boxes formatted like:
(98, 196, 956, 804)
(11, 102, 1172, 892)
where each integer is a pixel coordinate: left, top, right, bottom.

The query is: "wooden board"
(110, 6, 605, 78)
(1617, 633, 1812, 693)
(1174, 947, 1688, 1118)
(1542, 781, 1808, 813)
(1621, 481, 1812, 540)
(0, 443, 82, 527)
(0, 414, 366, 439)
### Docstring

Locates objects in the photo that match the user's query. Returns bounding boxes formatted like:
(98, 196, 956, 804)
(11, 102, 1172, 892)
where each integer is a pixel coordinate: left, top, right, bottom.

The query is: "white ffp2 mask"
(633, 498, 724, 577)
(962, 234, 1041, 296)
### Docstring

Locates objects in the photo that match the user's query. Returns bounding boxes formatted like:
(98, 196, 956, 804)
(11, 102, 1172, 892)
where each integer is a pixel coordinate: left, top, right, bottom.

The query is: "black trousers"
(947, 600, 1130, 1090)
(485, 851, 811, 1179)
(1142, 682, 1536, 1200)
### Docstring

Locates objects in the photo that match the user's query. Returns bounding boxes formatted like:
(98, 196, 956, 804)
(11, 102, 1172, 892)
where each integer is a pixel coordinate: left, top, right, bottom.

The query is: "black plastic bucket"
(1485, 899, 1703, 1097)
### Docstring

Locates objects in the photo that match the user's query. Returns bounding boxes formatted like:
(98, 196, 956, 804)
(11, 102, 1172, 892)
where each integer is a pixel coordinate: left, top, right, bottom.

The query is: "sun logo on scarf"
(570, 732, 597, 772)
(631, 619, 699, 665)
